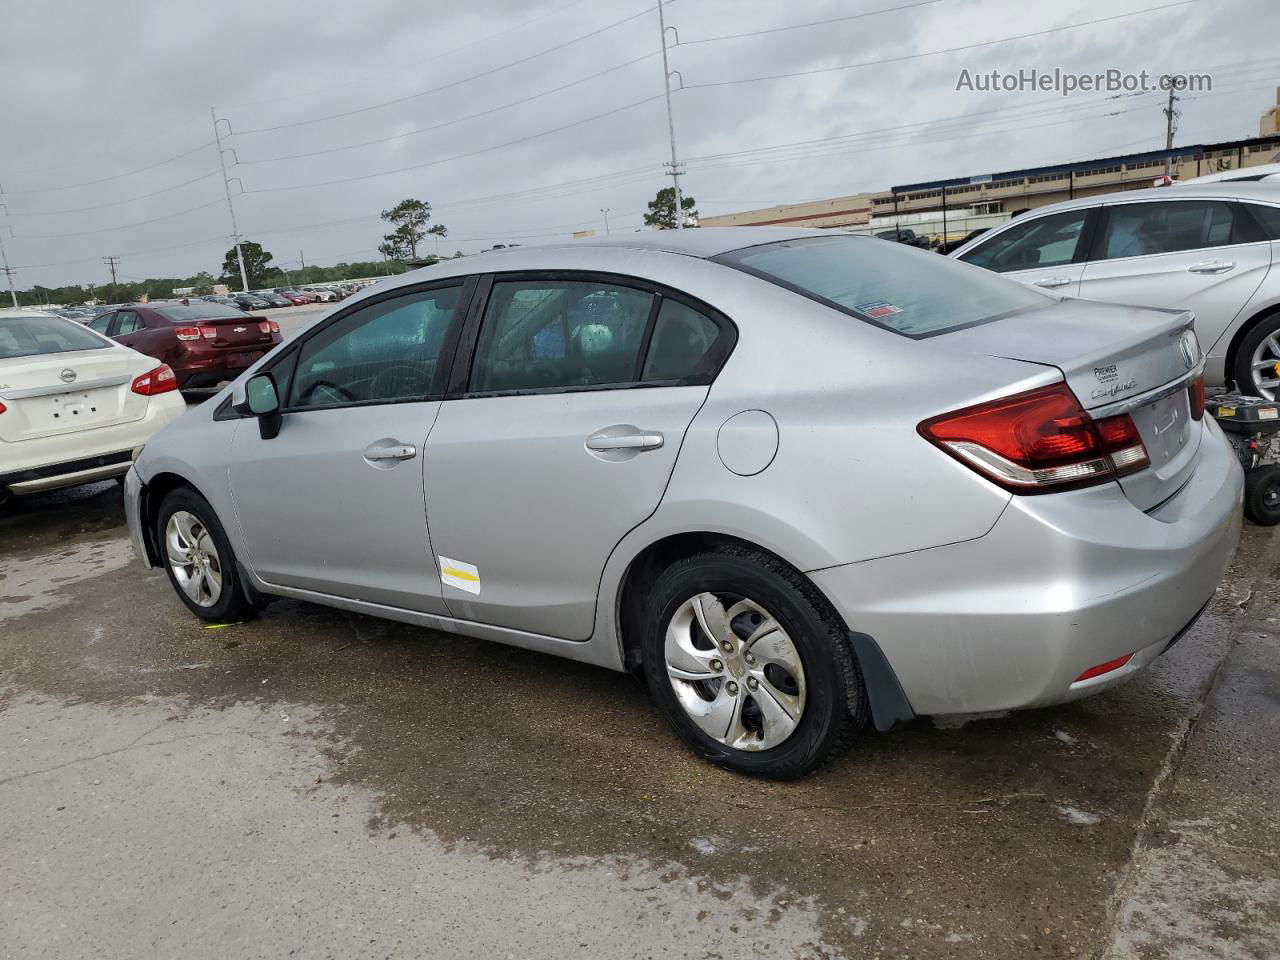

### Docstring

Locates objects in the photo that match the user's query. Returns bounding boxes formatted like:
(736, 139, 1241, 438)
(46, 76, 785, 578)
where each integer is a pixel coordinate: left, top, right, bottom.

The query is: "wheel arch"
(135, 470, 215, 566)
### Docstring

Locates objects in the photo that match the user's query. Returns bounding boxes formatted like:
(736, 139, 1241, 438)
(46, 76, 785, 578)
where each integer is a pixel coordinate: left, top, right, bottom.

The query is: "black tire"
(1244, 465, 1280, 526)
(640, 546, 867, 780)
(155, 487, 258, 622)
(1232, 312, 1280, 396)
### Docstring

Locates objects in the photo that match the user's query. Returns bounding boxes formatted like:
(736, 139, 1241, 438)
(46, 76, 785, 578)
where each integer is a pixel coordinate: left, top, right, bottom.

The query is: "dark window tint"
(288, 285, 462, 409)
(470, 280, 654, 392)
(0, 316, 113, 360)
(1099, 200, 1237, 260)
(88, 313, 114, 335)
(717, 235, 1047, 338)
(115, 310, 144, 335)
(1243, 203, 1280, 240)
(642, 299, 720, 381)
(958, 210, 1088, 272)
(155, 303, 243, 322)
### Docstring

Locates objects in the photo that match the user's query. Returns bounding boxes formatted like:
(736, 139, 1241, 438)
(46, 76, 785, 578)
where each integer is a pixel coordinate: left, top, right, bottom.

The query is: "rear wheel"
(640, 546, 866, 779)
(156, 488, 257, 622)
(1244, 465, 1280, 526)
(1233, 313, 1280, 399)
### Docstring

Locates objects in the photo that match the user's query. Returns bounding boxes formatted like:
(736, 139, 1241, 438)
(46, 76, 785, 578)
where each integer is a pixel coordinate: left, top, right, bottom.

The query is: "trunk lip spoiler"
(0, 373, 132, 401)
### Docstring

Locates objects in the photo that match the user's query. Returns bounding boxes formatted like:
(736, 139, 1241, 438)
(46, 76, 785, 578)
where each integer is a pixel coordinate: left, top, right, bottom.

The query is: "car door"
(226, 279, 474, 613)
(423, 273, 734, 640)
(955, 207, 1095, 295)
(1076, 199, 1272, 351)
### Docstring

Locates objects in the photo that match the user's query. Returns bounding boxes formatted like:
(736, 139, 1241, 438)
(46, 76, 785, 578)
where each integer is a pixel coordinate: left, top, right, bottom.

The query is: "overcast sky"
(1, 0, 1276, 289)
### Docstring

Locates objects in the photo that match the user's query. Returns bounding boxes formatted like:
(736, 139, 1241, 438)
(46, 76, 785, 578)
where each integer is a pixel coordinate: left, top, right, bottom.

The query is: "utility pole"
(103, 255, 121, 299)
(1161, 75, 1183, 177)
(299, 249, 306, 282)
(0, 223, 17, 308)
(657, 0, 685, 230)
(600, 208, 611, 235)
(211, 107, 249, 293)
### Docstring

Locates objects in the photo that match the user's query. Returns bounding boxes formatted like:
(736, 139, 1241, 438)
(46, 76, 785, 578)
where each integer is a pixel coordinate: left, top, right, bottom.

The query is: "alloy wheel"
(663, 592, 806, 751)
(165, 510, 223, 608)
(1249, 331, 1280, 399)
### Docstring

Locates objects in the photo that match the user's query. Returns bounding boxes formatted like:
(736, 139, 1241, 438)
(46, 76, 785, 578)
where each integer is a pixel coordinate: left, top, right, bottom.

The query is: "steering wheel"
(370, 363, 432, 399)
(299, 379, 357, 405)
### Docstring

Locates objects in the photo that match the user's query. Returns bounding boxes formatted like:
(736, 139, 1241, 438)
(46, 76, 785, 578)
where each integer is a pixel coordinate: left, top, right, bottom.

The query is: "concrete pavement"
(1, 481, 1278, 959)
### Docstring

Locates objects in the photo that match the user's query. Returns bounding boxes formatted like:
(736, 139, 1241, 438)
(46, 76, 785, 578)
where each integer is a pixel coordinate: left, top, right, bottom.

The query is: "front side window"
(958, 210, 1089, 272)
(287, 285, 462, 410)
(0, 316, 112, 360)
(88, 313, 114, 335)
(1099, 200, 1237, 260)
(470, 280, 655, 393)
(717, 235, 1048, 338)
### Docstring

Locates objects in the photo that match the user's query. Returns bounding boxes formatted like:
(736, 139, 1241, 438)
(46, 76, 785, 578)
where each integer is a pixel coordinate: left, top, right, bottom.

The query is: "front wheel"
(156, 487, 258, 622)
(640, 547, 866, 779)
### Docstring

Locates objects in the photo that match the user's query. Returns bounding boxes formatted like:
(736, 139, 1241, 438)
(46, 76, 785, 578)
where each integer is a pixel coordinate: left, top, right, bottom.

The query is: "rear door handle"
(586, 431, 664, 451)
(1188, 259, 1235, 274)
(1032, 276, 1073, 288)
(363, 441, 417, 462)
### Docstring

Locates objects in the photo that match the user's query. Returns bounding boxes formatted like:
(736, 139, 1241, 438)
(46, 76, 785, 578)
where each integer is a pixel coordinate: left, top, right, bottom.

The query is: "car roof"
(0, 310, 65, 321)
(1009, 180, 1280, 218)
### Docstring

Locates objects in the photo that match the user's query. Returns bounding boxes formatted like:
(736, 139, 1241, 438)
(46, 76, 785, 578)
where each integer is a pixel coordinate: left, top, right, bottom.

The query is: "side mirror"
(244, 373, 283, 440)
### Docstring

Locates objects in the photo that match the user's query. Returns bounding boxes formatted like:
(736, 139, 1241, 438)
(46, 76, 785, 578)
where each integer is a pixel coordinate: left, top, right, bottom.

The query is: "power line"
(240, 51, 659, 166)
(1, 140, 217, 195)
(234, 4, 655, 135)
(20, 197, 226, 239)
(680, 0, 1200, 91)
(243, 93, 664, 195)
(678, 0, 949, 46)
(4, 170, 223, 218)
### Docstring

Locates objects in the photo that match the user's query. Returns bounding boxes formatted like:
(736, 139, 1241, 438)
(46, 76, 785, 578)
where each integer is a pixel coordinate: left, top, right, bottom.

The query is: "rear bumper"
(810, 418, 1245, 716)
(173, 338, 281, 388)
(0, 393, 186, 496)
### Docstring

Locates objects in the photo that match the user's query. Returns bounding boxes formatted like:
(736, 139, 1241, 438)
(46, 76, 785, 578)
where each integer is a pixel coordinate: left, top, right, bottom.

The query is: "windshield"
(155, 303, 243, 322)
(714, 235, 1049, 338)
(0, 315, 111, 359)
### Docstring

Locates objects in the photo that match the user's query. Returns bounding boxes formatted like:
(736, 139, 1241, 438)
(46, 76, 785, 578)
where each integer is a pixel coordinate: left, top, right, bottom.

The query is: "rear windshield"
(714, 235, 1049, 338)
(155, 303, 244, 322)
(0, 315, 111, 359)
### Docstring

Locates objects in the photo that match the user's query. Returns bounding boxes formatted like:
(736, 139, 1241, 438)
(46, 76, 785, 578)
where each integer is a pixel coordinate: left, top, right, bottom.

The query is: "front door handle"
(363, 440, 417, 462)
(586, 431, 664, 452)
(1032, 276, 1073, 288)
(1188, 259, 1235, 274)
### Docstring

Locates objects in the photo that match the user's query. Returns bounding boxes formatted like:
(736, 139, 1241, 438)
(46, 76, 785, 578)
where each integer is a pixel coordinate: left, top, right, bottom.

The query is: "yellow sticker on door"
(439, 556, 481, 595)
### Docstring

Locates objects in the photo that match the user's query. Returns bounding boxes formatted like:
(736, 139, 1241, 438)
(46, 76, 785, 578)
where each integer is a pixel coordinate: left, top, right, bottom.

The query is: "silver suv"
(125, 229, 1242, 779)
(952, 183, 1280, 397)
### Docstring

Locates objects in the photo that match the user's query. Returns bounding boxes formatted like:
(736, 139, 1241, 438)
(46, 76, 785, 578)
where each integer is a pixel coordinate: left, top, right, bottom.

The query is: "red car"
(88, 302, 283, 390)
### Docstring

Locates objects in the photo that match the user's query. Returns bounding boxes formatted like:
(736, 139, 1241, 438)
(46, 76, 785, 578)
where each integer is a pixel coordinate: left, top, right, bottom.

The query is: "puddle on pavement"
(0, 537, 133, 620)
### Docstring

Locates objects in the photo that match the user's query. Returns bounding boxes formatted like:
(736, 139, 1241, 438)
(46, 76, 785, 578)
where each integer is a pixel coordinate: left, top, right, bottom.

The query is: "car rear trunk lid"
(187, 315, 275, 349)
(0, 347, 152, 443)
(945, 299, 1203, 510)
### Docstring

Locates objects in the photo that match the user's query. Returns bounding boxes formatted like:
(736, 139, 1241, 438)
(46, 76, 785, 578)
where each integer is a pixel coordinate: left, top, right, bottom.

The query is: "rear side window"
(115, 310, 144, 335)
(716, 235, 1048, 338)
(958, 210, 1089, 273)
(288, 285, 462, 409)
(1243, 202, 1280, 240)
(642, 300, 720, 381)
(1098, 200, 1237, 260)
(0, 316, 111, 359)
(470, 280, 655, 392)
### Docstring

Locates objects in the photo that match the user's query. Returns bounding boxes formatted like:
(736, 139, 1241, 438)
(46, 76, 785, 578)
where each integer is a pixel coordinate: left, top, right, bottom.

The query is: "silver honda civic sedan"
(125, 228, 1243, 779)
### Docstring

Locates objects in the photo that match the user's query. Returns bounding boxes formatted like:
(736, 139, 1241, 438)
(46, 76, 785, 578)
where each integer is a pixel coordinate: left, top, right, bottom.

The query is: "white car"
(951, 182, 1280, 397)
(1180, 161, 1280, 185)
(303, 288, 337, 302)
(0, 312, 187, 502)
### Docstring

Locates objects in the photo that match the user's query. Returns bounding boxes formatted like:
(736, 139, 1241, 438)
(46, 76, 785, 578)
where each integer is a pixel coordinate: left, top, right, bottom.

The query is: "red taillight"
(918, 383, 1151, 493)
(0, 400, 6, 415)
(176, 325, 218, 341)
(1188, 375, 1205, 421)
(131, 364, 178, 396)
(258, 320, 280, 335)
(1074, 653, 1134, 683)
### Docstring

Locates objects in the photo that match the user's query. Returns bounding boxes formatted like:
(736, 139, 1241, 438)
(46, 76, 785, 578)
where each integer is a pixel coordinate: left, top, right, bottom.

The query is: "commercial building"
(701, 87, 1280, 246)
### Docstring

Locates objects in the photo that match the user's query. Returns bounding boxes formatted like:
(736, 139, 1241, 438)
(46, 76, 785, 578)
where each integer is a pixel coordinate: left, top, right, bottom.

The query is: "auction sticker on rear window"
(853, 300, 903, 319)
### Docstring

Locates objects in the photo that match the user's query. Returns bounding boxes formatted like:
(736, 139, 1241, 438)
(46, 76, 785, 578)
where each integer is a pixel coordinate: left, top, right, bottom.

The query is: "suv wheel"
(156, 487, 257, 622)
(640, 546, 866, 779)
